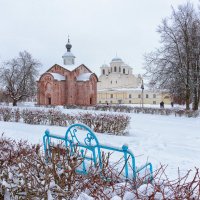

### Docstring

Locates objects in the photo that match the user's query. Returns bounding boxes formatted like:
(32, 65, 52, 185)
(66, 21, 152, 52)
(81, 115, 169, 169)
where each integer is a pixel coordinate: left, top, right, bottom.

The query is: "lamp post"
(141, 79, 144, 108)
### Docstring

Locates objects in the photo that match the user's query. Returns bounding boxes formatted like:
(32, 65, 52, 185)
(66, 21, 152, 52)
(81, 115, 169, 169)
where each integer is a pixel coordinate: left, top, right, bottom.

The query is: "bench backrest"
(43, 123, 153, 181)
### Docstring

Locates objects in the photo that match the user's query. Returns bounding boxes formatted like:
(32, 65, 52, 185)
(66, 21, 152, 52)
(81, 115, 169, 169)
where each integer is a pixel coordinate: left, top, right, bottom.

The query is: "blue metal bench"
(43, 123, 153, 181)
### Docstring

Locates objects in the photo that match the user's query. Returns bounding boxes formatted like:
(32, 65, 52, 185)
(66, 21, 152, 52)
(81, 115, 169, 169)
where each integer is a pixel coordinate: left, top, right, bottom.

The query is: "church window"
(46, 83, 52, 91)
(103, 69, 105, 75)
(153, 94, 156, 98)
(123, 69, 125, 74)
(146, 94, 149, 98)
(164, 96, 170, 99)
(114, 66, 117, 72)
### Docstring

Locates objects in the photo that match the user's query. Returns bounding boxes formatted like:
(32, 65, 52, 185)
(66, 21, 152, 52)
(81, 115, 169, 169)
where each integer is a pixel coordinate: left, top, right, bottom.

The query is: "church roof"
(52, 63, 81, 72)
(76, 72, 93, 81)
(111, 56, 123, 62)
(100, 64, 109, 68)
(62, 52, 75, 58)
(48, 72, 65, 81)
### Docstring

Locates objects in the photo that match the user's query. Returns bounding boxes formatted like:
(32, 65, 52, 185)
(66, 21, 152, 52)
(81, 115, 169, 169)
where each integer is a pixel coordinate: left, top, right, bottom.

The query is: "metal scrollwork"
(69, 128, 79, 144)
(84, 132, 95, 146)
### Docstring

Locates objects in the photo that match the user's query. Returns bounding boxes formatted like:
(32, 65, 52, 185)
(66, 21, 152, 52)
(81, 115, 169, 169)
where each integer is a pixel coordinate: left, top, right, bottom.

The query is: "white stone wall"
(97, 90, 171, 105)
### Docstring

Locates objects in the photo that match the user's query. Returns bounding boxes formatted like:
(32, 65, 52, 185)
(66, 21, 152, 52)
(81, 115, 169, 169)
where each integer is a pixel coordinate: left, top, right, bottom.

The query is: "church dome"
(111, 56, 123, 62)
(100, 64, 109, 68)
(62, 37, 75, 65)
(66, 42, 72, 50)
(65, 37, 72, 52)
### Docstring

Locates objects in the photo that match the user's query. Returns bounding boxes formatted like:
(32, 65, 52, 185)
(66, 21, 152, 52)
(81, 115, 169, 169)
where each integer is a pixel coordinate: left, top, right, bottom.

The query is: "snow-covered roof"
(64, 64, 77, 71)
(100, 64, 109, 68)
(76, 73, 92, 81)
(55, 62, 83, 71)
(111, 56, 123, 62)
(48, 73, 65, 81)
(121, 64, 131, 68)
(98, 87, 142, 92)
(62, 52, 75, 58)
(98, 87, 167, 93)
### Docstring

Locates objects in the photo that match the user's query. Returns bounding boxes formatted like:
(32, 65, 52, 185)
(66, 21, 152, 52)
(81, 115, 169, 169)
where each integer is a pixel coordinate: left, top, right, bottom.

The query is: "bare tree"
(0, 51, 41, 106)
(144, 2, 200, 110)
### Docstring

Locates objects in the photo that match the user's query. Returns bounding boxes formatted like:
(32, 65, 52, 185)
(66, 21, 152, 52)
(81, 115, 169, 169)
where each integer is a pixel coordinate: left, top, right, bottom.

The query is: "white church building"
(97, 56, 171, 105)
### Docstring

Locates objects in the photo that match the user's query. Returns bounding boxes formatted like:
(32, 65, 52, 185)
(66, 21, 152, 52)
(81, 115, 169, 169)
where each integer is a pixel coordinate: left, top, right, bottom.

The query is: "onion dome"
(111, 56, 123, 62)
(66, 38, 72, 52)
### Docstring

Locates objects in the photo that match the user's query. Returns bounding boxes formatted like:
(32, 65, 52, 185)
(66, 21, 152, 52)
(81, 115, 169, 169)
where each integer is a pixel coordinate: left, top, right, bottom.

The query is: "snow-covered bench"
(43, 123, 153, 181)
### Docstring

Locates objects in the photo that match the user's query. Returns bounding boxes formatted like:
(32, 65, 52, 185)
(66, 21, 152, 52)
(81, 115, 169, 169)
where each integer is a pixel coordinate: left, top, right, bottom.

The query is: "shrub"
(1, 135, 200, 199)
(0, 108, 130, 135)
(64, 104, 200, 118)
(78, 112, 130, 135)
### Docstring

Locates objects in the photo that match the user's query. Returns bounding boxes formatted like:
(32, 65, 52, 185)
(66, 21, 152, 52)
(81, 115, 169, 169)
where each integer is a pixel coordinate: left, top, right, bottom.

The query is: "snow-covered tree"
(144, 2, 200, 110)
(0, 51, 41, 106)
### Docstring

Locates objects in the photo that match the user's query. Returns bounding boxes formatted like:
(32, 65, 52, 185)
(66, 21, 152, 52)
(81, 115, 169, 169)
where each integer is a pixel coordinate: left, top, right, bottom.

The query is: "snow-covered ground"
(0, 105, 200, 179)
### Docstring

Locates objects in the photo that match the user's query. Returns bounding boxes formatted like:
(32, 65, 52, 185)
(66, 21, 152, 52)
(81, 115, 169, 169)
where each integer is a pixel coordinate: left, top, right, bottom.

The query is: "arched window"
(119, 67, 121, 72)
(103, 69, 105, 75)
(46, 83, 52, 92)
(114, 66, 117, 72)
(123, 68, 125, 74)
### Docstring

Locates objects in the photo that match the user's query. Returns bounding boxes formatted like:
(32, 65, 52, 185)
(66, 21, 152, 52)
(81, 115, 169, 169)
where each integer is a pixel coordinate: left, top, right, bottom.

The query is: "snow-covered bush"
(1, 135, 200, 199)
(78, 112, 130, 135)
(0, 108, 130, 135)
(63, 104, 200, 117)
(0, 108, 21, 122)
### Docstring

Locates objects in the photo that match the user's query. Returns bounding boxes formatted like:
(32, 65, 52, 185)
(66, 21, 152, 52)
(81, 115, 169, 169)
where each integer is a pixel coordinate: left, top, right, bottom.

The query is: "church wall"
(76, 78, 97, 106)
(97, 90, 171, 105)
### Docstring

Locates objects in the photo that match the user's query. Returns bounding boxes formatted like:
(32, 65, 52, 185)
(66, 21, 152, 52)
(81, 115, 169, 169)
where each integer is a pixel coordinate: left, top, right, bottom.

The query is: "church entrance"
(48, 97, 51, 105)
(47, 97, 51, 105)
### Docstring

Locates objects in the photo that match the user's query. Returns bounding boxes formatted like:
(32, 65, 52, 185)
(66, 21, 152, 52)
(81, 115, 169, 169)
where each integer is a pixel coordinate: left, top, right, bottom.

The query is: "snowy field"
(0, 105, 200, 179)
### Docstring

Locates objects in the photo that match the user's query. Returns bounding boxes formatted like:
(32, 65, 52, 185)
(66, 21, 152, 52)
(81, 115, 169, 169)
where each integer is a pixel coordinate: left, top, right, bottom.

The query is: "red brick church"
(37, 39, 98, 106)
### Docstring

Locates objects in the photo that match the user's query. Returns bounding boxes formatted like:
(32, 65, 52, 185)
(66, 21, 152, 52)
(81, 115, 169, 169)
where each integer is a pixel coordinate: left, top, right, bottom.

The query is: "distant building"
(97, 56, 171, 105)
(37, 39, 98, 106)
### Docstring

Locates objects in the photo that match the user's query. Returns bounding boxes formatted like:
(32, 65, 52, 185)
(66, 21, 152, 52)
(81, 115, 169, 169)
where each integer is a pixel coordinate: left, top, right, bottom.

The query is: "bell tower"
(62, 36, 75, 65)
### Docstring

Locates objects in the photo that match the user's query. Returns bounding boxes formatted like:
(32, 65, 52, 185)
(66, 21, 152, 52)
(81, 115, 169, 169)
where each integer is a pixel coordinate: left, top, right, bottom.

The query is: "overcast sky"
(0, 0, 199, 76)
